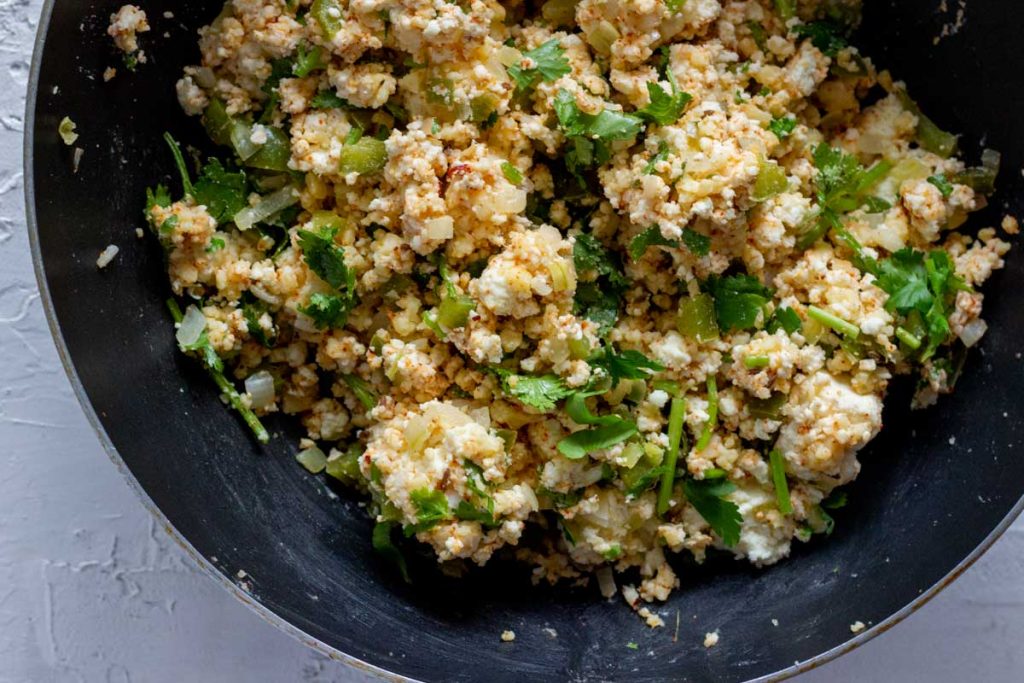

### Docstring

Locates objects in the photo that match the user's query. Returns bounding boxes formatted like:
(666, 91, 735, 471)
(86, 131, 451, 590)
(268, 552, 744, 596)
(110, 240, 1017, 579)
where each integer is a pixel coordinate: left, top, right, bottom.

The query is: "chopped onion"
(295, 446, 327, 474)
(579, 464, 605, 487)
(234, 186, 299, 231)
(229, 120, 260, 160)
(497, 45, 522, 67)
(192, 67, 216, 88)
(547, 259, 575, 292)
(404, 415, 431, 452)
(958, 318, 987, 348)
(585, 20, 620, 56)
(175, 305, 206, 347)
(244, 370, 276, 410)
(596, 566, 617, 598)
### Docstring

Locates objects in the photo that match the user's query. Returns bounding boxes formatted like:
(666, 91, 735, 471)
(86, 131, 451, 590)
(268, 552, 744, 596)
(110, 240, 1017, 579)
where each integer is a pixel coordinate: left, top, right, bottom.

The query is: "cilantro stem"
(744, 355, 770, 369)
(896, 326, 922, 350)
(807, 305, 860, 339)
(695, 376, 718, 452)
(163, 132, 194, 197)
(657, 397, 686, 516)
(769, 448, 792, 514)
(166, 298, 270, 444)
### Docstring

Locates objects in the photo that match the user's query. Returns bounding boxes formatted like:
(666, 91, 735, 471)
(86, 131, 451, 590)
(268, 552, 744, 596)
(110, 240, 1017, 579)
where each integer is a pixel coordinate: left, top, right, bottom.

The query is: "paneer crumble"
(144, 0, 1012, 603)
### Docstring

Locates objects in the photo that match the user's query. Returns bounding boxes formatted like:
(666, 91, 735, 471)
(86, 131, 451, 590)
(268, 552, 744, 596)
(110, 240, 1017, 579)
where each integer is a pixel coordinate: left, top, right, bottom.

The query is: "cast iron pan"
(24, 1, 1024, 680)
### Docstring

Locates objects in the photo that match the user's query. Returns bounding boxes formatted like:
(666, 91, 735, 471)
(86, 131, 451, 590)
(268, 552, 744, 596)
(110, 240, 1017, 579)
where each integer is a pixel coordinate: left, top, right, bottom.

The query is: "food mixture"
(132, 0, 1013, 605)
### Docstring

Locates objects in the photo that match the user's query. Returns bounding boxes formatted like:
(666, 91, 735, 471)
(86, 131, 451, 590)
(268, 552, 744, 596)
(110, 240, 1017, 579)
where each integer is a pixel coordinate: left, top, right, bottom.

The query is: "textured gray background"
(2, 1, 1023, 681)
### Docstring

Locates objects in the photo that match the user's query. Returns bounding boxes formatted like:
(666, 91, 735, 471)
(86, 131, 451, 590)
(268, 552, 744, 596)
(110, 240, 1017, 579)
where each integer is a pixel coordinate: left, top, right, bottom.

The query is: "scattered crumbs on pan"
(703, 631, 720, 648)
(933, 0, 967, 45)
(672, 610, 680, 643)
(135, 227, 145, 239)
(850, 621, 866, 634)
(626, 642, 639, 650)
(57, 116, 77, 145)
(107, 4, 150, 69)
(542, 628, 558, 639)
(1002, 215, 1019, 235)
(72, 147, 84, 174)
(500, 630, 515, 643)
(103, 67, 117, 82)
(771, 619, 779, 627)
(236, 569, 247, 579)
(96, 244, 119, 269)
(949, 436, 956, 445)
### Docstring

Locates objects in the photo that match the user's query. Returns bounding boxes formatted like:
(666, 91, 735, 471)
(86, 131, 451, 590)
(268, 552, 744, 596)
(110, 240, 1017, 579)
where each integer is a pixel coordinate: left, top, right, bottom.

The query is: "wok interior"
(29, 1, 1024, 680)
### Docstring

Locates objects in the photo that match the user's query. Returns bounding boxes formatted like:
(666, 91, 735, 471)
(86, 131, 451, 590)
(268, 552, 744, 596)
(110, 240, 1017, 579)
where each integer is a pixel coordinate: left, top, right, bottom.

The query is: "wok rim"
(21, 1, 1024, 680)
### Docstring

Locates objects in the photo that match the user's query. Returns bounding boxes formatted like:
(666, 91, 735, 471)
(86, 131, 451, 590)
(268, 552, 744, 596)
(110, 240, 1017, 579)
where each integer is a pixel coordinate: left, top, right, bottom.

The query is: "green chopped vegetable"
(807, 305, 860, 339)
(769, 448, 792, 514)
(636, 77, 692, 126)
(557, 393, 638, 459)
(695, 376, 718, 452)
(342, 374, 377, 410)
(951, 149, 1000, 195)
(896, 90, 958, 159)
(166, 299, 269, 443)
(744, 355, 770, 369)
(927, 174, 954, 197)
(405, 488, 451, 535)
(192, 159, 249, 223)
(748, 392, 786, 420)
(296, 446, 328, 473)
(372, 521, 411, 583)
(490, 368, 572, 411)
(507, 39, 571, 91)
(555, 89, 643, 185)
(310, 91, 347, 109)
(684, 477, 742, 546)
(573, 233, 629, 335)
(768, 115, 796, 139)
(703, 273, 773, 332)
(752, 159, 789, 201)
(298, 227, 355, 291)
(792, 21, 848, 57)
(676, 293, 720, 342)
(298, 292, 350, 330)
(339, 137, 387, 175)
(501, 161, 523, 184)
(325, 443, 364, 485)
(774, 0, 796, 20)
(293, 43, 326, 77)
(588, 347, 664, 386)
(766, 306, 802, 335)
(657, 397, 686, 515)
(682, 229, 711, 257)
(58, 116, 78, 145)
(311, 0, 345, 38)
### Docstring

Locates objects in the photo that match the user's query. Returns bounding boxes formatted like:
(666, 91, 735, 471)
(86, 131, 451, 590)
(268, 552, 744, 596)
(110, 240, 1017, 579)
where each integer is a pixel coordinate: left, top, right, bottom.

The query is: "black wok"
(25, 1, 1024, 680)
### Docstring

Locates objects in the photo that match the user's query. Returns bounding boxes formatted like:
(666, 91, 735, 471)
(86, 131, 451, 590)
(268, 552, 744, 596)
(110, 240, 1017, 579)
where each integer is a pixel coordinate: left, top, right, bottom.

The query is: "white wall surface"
(1, 1, 1022, 681)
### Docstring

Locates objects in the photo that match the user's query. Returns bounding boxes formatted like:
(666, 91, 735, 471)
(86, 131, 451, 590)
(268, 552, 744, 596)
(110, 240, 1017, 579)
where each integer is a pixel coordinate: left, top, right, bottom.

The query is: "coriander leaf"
(454, 500, 499, 527)
(642, 141, 670, 175)
(404, 488, 451, 535)
(293, 43, 325, 77)
(574, 281, 622, 335)
(927, 173, 954, 197)
(242, 300, 276, 348)
(145, 184, 171, 217)
(766, 306, 802, 335)
(636, 80, 692, 126)
(664, 0, 687, 12)
(821, 490, 848, 509)
(557, 420, 638, 459)
(588, 347, 664, 384)
(684, 478, 742, 546)
(573, 233, 628, 288)
(792, 21, 848, 57)
(587, 109, 644, 140)
(371, 521, 411, 583)
(297, 228, 356, 292)
(768, 115, 797, 139)
(298, 292, 352, 329)
(681, 228, 711, 257)
(501, 161, 523, 184)
(342, 373, 377, 410)
(875, 248, 932, 313)
(507, 39, 570, 91)
(629, 225, 678, 260)
(703, 274, 773, 332)
(310, 91, 347, 109)
(573, 233, 629, 334)
(625, 465, 666, 498)
(490, 368, 572, 411)
(863, 196, 891, 213)
(192, 159, 249, 223)
(555, 89, 643, 185)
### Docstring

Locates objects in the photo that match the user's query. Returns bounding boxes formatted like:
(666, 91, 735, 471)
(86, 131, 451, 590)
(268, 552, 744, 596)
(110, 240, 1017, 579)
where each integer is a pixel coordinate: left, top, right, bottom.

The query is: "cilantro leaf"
(555, 89, 643, 185)
(192, 159, 249, 223)
(681, 228, 711, 257)
(242, 299, 276, 347)
(557, 392, 639, 459)
(792, 21, 848, 57)
(768, 115, 797, 139)
(588, 347, 664, 384)
(636, 80, 692, 126)
(310, 91, 347, 109)
(298, 228, 356, 292)
(507, 39, 571, 91)
(573, 233, 628, 288)
(642, 141, 670, 175)
(702, 274, 773, 332)
(501, 161, 523, 184)
(684, 478, 742, 546)
(298, 292, 353, 329)
(293, 43, 326, 77)
(629, 225, 677, 260)
(766, 306, 802, 335)
(491, 368, 573, 411)
(927, 174, 954, 197)
(573, 233, 629, 334)
(404, 488, 451, 536)
(145, 184, 171, 217)
(574, 281, 622, 335)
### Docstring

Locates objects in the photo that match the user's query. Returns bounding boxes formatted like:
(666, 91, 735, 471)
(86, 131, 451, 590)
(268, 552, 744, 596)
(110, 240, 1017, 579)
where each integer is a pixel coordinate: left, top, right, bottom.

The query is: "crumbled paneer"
(703, 631, 720, 648)
(850, 620, 866, 633)
(501, 629, 516, 642)
(108, 5, 149, 61)
(147, 0, 1012, 605)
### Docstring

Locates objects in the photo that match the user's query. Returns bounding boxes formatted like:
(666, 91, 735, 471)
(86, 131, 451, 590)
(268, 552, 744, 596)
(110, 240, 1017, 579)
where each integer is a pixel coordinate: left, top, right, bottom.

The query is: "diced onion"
(296, 446, 327, 474)
(244, 370, 276, 410)
(230, 120, 260, 160)
(585, 20, 619, 56)
(547, 259, 575, 292)
(95, 244, 119, 269)
(234, 186, 299, 231)
(176, 305, 206, 347)
(404, 415, 431, 452)
(497, 46, 522, 67)
(596, 566, 617, 598)
(580, 464, 605, 487)
(958, 318, 987, 348)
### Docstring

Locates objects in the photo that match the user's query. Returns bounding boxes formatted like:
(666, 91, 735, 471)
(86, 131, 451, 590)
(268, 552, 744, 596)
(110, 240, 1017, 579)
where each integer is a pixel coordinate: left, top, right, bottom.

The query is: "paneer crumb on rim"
(144, 0, 1012, 604)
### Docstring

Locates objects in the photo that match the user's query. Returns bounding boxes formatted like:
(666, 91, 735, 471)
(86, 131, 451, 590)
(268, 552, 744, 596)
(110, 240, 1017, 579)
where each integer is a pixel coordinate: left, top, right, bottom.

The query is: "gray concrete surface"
(1, 1, 1023, 681)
